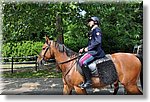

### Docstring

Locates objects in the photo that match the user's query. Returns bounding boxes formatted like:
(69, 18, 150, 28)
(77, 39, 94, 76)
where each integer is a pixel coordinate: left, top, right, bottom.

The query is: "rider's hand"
(79, 48, 84, 53)
(84, 47, 88, 52)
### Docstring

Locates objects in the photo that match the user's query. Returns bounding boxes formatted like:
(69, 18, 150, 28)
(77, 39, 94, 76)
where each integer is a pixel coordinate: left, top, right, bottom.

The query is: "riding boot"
(80, 65, 92, 89)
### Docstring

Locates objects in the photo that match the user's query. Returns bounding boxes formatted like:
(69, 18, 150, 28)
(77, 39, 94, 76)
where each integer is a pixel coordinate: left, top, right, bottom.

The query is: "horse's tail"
(135, 54, 143, 90)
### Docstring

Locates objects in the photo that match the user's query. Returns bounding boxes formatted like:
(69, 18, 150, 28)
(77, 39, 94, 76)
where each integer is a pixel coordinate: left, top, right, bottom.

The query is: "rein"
(57, 54, 82, 64)
(36, 42, 83, 65)
(63, 59, 78, 80)
(57, 53, 83, 82)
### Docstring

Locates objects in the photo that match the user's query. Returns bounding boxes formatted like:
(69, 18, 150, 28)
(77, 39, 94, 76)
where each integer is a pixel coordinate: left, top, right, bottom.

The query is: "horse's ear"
(45, 35, 50, 44)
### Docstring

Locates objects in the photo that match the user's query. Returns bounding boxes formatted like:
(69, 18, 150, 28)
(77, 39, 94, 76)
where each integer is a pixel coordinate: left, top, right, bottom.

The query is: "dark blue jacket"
(87, 27, 105, 58)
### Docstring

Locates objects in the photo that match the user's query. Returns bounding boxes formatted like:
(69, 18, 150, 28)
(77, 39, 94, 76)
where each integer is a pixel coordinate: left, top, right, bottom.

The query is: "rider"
(79, 16, 105, 88)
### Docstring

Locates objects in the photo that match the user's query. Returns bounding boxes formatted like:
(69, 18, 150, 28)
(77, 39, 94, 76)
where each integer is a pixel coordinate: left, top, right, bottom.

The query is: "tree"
(2, 1, 143, 57)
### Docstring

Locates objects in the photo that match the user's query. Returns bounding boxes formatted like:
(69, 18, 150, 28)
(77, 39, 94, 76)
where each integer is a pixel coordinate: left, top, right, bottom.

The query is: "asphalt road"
(0, 78, 142, 95)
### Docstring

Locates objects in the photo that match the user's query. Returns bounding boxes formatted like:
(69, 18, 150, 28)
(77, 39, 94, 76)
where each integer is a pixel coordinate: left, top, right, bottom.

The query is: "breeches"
(79, 53, 94, 67)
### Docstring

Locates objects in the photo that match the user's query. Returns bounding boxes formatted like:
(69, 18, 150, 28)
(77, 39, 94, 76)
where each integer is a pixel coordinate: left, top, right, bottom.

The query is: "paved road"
(0, 78, 141, 95)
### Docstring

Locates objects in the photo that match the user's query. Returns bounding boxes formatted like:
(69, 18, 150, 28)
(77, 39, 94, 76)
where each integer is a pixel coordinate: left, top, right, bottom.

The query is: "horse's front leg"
(63, 84, 72, 95)
(74, 86, 87, 95)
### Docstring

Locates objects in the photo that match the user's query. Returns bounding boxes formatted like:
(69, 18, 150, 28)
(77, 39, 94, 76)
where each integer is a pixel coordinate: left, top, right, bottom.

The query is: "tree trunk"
(56, 13, 64, 44)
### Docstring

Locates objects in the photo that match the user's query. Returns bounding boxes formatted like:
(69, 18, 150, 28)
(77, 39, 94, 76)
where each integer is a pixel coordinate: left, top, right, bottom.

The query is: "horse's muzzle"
(37, 56, 46, 66)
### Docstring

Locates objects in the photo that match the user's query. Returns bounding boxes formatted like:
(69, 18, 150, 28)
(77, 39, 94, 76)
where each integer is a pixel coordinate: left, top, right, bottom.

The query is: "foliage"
(2, 41, 43, 58)
(2, 1, 143, 56)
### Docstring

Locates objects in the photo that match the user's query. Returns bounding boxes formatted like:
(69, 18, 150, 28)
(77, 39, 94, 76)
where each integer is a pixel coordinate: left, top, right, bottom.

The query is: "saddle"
(77, 54, 118, 85)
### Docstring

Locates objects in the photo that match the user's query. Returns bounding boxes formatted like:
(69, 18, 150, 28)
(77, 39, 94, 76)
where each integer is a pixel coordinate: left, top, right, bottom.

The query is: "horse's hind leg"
(74, 86, 87, 95)
(113, 81, 119, 95)
(124, 84, 142, 95)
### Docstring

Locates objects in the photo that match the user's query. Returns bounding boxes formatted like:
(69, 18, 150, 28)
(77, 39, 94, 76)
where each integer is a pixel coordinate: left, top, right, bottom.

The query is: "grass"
(1, 70, 62, 78)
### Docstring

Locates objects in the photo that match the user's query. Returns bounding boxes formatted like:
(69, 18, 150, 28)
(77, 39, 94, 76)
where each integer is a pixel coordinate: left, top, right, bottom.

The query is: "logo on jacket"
(96, 32, 100, 35)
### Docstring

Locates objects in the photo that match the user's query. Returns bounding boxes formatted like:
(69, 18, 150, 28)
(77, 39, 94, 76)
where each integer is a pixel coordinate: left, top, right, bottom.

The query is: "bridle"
(43, 45, 50, 58)
(41, 43, 51, 61)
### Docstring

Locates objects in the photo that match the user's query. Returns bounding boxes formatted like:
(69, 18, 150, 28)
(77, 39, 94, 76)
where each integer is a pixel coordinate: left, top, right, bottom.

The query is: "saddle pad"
(76, 54, 118, 85)
(96, 59, 118, 85)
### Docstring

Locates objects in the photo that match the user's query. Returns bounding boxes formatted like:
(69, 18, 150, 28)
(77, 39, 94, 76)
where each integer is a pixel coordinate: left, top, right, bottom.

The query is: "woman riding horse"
(79, 16, 105, 89)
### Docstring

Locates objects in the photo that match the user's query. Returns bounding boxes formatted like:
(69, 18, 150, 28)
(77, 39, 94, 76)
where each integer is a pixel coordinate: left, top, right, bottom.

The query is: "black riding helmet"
(87, 16, 100, 25)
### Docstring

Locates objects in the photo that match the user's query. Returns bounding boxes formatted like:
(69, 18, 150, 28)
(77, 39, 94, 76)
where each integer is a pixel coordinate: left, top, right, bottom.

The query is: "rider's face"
(88, 20, 94, 27)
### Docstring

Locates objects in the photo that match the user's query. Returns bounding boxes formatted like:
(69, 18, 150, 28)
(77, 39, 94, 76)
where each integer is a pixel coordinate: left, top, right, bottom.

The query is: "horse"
(37, 36, 143, 95)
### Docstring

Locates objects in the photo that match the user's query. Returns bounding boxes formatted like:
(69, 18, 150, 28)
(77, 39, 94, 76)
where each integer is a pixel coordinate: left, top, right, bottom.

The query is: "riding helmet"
(87, 16, 100, 25)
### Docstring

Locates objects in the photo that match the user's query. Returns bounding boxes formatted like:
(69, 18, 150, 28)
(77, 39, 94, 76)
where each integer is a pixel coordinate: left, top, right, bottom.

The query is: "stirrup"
(78, 82, 85, 89)
(82, 82, 92, 89)
(79, 81, 92, 89)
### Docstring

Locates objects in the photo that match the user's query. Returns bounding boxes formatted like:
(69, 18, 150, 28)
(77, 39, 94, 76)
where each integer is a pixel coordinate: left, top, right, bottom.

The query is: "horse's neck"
(54, 49, 73, 73)
(54, 51, 68, 63)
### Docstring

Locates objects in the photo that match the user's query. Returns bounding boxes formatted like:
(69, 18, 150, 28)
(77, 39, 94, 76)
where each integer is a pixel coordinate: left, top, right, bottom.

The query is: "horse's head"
(37, 36, 54, 65)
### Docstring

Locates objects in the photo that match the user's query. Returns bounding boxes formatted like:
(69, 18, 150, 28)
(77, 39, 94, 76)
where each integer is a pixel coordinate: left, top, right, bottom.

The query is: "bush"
(64, 36, 88, 52)
(2, 41, 43, 58)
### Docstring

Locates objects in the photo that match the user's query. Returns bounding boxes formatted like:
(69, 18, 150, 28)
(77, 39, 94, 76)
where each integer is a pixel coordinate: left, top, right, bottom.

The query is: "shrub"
(2, 41, 43, 61)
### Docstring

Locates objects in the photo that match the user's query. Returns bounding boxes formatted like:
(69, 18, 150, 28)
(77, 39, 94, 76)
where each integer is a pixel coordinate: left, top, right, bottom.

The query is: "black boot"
(80, 65, 92, 89)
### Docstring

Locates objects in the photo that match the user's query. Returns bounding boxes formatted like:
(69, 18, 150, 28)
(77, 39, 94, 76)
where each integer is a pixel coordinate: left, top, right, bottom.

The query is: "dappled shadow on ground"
(1, 78, 63, 95)
(0, 78, 133, 95)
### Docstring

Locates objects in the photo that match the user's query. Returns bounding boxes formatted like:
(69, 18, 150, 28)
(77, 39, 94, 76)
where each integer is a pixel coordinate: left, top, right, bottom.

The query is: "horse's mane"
(54, 41, 77, 57)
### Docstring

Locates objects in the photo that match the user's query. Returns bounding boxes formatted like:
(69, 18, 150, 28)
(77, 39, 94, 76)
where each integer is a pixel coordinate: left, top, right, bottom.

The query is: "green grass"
(1, 70, 62, 78)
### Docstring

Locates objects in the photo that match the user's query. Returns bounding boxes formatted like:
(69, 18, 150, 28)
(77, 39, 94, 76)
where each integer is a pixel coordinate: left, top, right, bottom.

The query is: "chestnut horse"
(37, 36, 143, 95)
